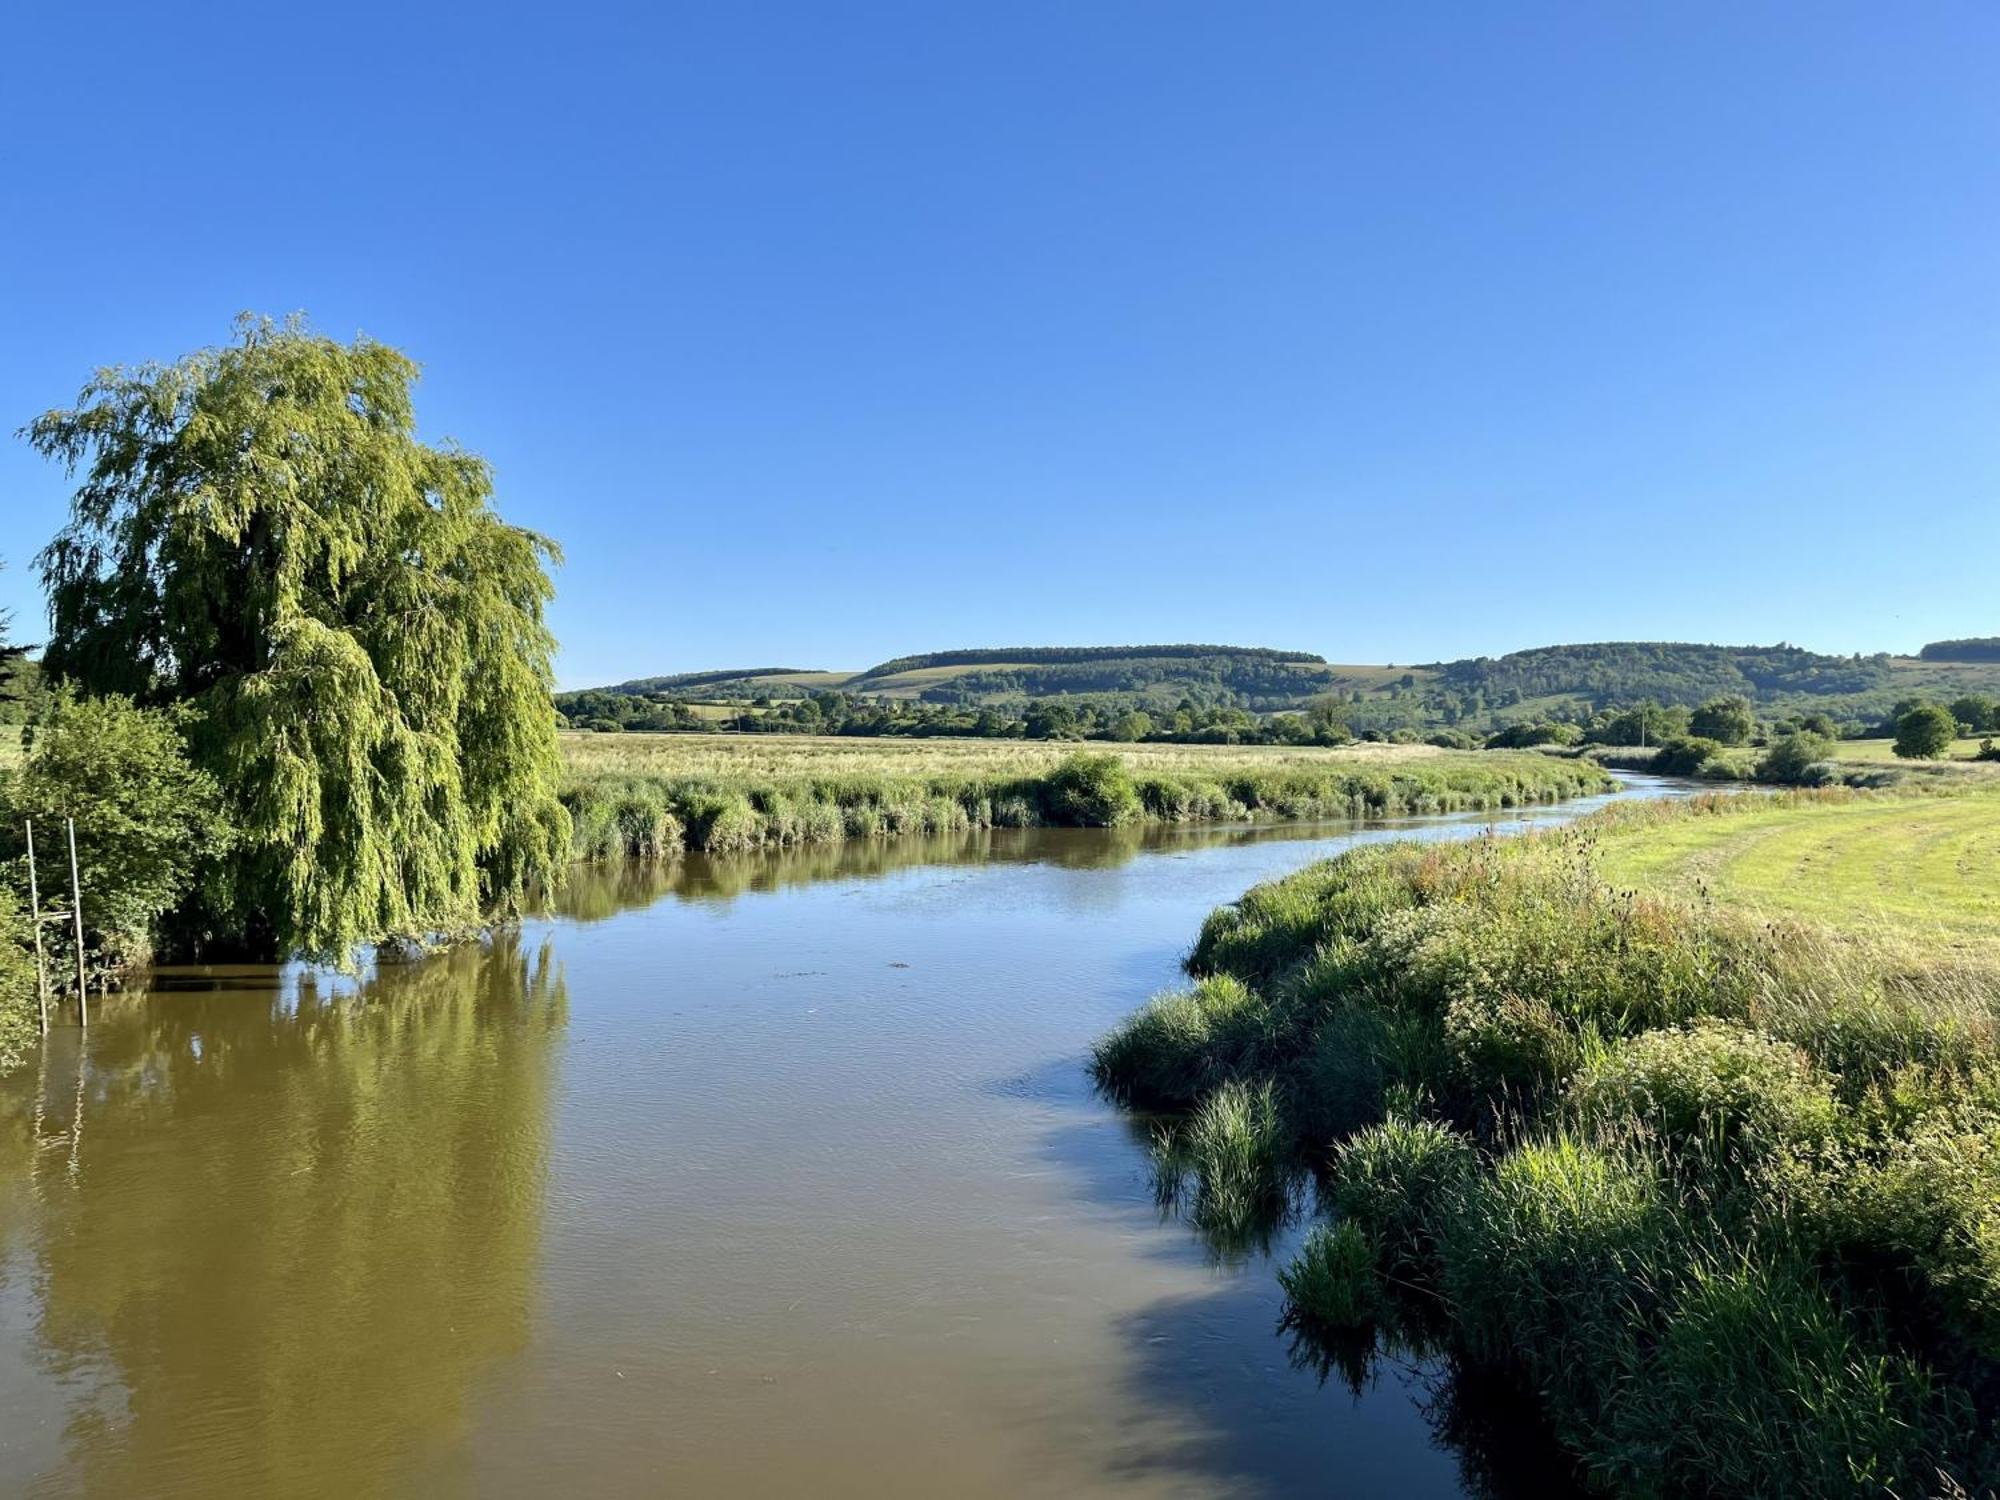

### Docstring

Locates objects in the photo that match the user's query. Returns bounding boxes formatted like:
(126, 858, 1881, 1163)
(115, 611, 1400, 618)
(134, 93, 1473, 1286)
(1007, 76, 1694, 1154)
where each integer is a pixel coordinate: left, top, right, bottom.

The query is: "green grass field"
(1591, 788, 2000, 951)
(0, 726, 22, 770)
(1832, 734, 1994, 764)
(559, 728, 1461, 781)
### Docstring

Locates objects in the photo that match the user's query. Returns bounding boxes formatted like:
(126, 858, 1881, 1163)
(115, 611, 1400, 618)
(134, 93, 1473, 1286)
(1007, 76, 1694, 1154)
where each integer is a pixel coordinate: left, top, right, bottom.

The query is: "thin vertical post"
(66, 818, 86, 1028)
(25, 820, 48, 1035)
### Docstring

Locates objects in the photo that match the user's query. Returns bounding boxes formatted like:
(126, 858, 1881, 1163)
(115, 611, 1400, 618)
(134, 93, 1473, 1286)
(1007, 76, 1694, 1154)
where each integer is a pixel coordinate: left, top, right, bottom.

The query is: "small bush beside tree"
(0, 693, 230, 970)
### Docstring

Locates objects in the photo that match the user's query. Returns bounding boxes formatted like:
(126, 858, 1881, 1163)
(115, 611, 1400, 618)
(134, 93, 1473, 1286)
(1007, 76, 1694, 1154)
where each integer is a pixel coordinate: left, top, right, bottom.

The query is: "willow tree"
(26, 315, 570, 961)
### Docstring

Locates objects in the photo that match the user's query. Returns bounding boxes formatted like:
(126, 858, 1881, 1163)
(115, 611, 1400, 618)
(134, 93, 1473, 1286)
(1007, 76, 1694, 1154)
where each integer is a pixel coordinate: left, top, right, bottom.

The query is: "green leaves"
(27, 315, 569, 962)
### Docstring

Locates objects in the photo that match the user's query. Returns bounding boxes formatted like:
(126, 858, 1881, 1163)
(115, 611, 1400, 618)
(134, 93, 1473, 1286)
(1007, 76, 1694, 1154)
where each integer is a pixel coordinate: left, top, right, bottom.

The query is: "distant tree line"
(1918, 638, 2000, 662)
(856, 644, 1326, 677)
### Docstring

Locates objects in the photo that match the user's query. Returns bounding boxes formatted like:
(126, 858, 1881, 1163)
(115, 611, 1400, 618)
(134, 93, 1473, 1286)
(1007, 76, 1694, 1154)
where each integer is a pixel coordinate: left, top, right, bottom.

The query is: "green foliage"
(1486, 720, 1579, 748)
(1607, 1256, 1977, 1496)
(27, 316, 570, 961)
(1590, 700, 1692, 746)
(1328, 1115, 1475, 1280)
(1649, 735, 1724, 775)
(1091, 798, 2000, 1492)
(1921, 638, 2000, 663)
(1949, 694, 1997, 733)
(1, 693, 229, 967)
(1041, 753, 1142, 826)
(557, 745, 1613, 861)
(1089, 974, 1270, 1110)
(1689, 694, 1756, 745)
(1279, 1221, 1383, 1329)
(1757, 731, 1835, 785)
(1568, 1022, 1839, 1169)
(1894, 704, 1960, 760)
(0, 882, 36, 1070)
(0, 560, 34, 726)
(1159, 1078, 1290, 1245)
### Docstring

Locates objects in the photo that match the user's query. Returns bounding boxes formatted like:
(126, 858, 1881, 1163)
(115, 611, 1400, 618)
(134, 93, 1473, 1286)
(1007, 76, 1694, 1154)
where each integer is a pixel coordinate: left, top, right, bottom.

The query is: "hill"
(559, 639, 2000, 737)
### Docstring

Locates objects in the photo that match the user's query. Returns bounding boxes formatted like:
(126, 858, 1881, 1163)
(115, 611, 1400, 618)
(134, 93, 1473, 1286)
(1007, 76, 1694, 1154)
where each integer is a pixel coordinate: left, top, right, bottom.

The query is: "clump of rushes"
(1094, 789, 2000, 1495)
(1279, 1220, 1383, 1329)
(1153, 1079, 1293, 1252)
(1089, 975, 1271, 1110)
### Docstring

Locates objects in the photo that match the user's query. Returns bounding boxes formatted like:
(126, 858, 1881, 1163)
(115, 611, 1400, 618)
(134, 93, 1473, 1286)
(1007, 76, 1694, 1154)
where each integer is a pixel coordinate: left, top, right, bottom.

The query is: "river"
(0, 776, 1691, 1498)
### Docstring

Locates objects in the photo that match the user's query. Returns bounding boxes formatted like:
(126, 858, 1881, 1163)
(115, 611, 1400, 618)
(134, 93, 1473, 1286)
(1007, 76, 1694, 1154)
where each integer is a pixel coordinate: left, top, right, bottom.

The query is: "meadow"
(1591, 787, 2000, 954)
(1830, 734, 1996, 764)
(556, 732, 1614, 859)
(1091, 787, 2000, 1496)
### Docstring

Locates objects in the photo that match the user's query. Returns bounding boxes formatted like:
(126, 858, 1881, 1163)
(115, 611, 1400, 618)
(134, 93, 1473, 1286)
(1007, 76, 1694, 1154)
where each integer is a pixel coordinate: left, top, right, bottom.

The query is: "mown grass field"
(1831, 734, 1994, 763)
(559, 729, 1458, 780)
(1591, 788, 2000, 952)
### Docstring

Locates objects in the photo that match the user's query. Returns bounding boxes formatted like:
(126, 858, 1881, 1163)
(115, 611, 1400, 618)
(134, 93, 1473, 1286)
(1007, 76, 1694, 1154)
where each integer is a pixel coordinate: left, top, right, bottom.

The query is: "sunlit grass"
(1590, 788, 2000, 953)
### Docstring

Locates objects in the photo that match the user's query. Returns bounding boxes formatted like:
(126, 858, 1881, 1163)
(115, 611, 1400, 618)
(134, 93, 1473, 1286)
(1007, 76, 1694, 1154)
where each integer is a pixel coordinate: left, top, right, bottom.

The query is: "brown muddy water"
(0, 778, 1690, 1498)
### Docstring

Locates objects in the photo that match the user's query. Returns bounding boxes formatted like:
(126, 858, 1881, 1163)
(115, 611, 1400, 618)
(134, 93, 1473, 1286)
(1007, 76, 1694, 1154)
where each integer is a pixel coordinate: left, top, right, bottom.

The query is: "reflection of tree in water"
(550, 817, 1394, 921)
(1, 934, 565, 1498)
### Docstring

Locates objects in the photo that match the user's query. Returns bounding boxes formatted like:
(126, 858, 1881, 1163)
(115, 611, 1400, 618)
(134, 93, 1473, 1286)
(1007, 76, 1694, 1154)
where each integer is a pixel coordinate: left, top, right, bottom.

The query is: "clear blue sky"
(3, 3, 1996, 689)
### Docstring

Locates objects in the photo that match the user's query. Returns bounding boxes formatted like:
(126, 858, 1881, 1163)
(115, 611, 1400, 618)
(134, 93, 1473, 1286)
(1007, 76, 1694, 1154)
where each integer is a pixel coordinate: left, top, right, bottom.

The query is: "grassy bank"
(1092, 789, 2000, 1496)
(557, 734, 1615, 860)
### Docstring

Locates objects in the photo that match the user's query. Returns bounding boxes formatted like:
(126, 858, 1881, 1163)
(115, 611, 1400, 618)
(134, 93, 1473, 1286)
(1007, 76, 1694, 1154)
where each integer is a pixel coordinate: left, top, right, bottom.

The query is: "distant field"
(560, 730, 1453, 781)
(1833, 734, 1994, 764)
(0, 725, 21, 769)
(1592, 789, 2000, 952)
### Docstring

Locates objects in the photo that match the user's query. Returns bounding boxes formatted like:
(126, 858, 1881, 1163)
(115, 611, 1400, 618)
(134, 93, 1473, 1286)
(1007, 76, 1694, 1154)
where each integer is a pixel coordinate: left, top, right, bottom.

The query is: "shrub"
(1289, 995, 1447, 1143)
(1757, 732, 1835, 785)
(1041, 753, 1141, 827)
(681, 790, 763, 851)
(1894, 704, 1959, 760)
(0, 884, 36, 1070)
(1568, 1022, 1840, 1169)
(2, 693, 229, 967)
(1650, 735, 1724, 776)
(1689, 695, 1756, 746)
(1812, 1115, 2000, 1361)
(612, 792, 684, 859)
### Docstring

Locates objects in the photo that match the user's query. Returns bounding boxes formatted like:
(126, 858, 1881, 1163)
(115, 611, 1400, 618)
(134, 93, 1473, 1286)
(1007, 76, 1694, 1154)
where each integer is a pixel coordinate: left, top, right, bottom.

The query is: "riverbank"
(556, 734, 1616, 859)
(1091, 787, 2000, 1496)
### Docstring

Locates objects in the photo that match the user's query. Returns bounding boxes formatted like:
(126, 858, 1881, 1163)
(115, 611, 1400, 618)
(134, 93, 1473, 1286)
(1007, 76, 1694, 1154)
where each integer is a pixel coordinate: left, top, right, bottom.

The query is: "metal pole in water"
(25, 820, 49, 1036)
(66, 818, 87, 1028)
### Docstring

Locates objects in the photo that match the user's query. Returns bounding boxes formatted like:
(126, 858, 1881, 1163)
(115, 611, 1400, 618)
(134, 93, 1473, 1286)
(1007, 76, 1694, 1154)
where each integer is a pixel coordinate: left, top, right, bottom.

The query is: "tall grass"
(1090, 793, 2000, 1496)
(559, 743, 1613, 860)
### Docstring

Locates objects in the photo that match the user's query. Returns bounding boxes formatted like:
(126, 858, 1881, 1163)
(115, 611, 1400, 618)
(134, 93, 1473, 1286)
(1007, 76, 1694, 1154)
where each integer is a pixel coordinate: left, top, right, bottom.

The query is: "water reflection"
(0, 935, 565, 1498)
(547, 811, 1606, 921)
(0, 780, 1689, 1498)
